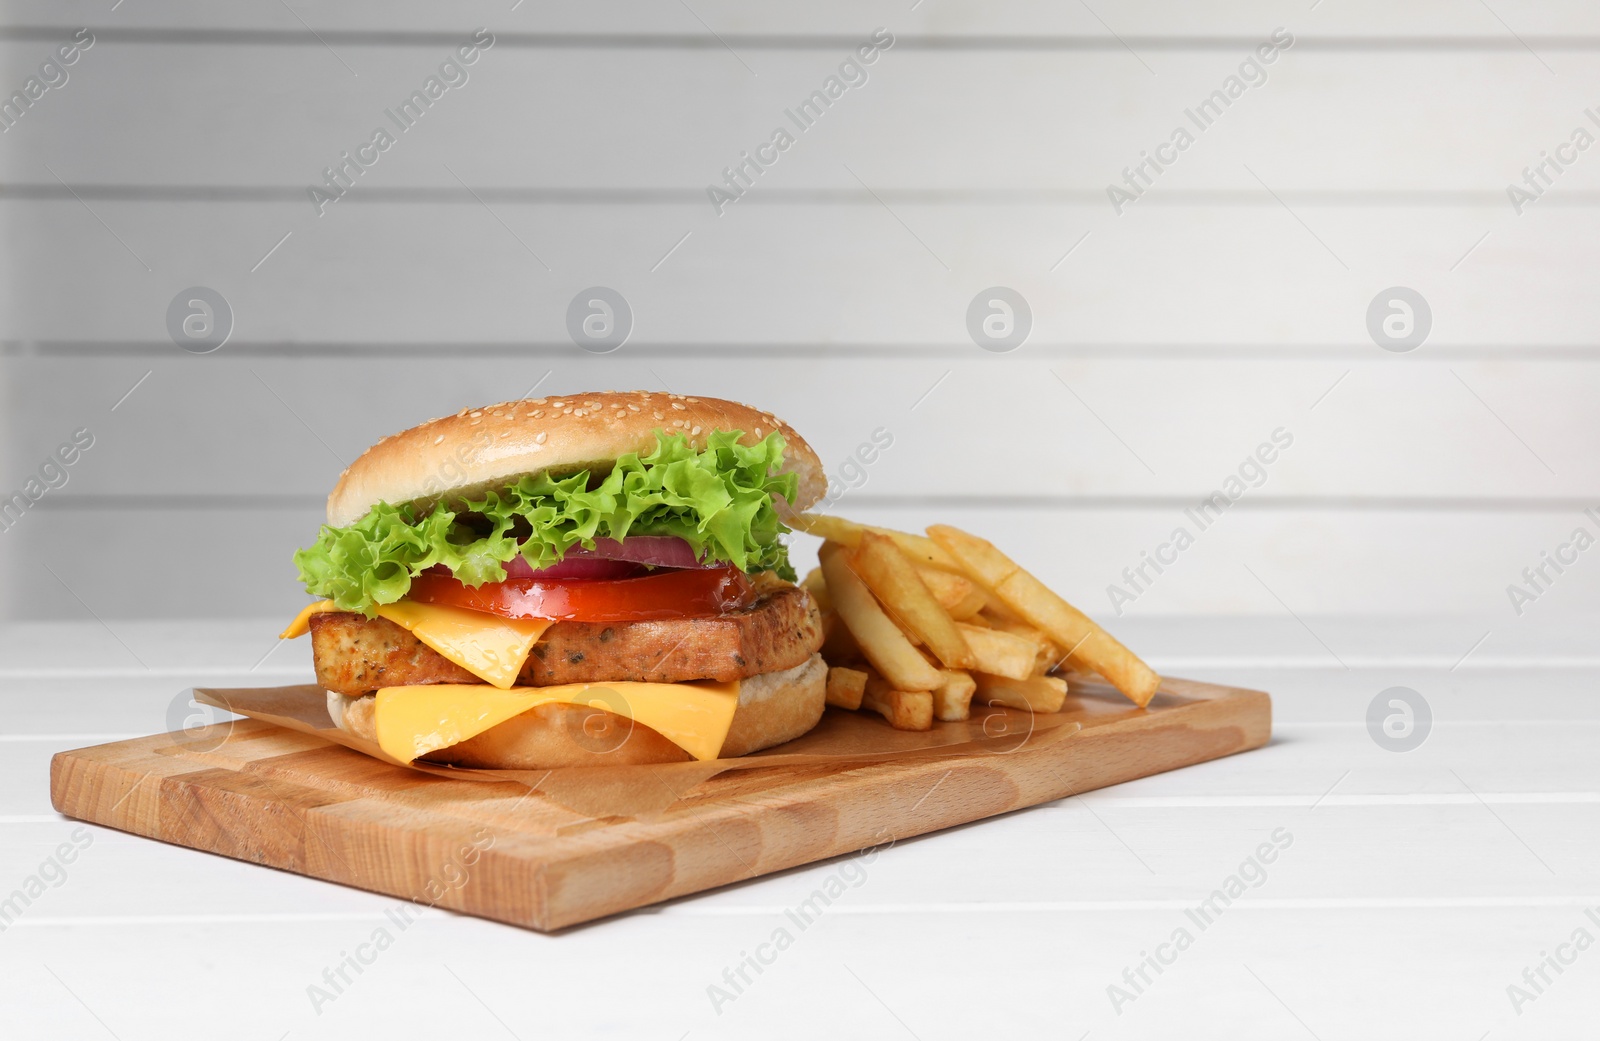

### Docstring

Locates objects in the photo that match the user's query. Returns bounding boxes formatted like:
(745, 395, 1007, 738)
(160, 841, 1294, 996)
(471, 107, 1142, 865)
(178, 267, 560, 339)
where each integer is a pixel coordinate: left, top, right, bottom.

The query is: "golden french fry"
(976, 610, 1031, 637)
(819, 543, 942, 691)
(862, 676, 935, 730)
(979, 592, 1022, 624)
(790, 514, 962, 572)
(914, 567, 972, 608)
(800, 566, 832, 612)
(826, 666, 868, 710)
(931, 669, 976, 722)
(852, 533, 975, 670)
(927, 525, 1160, 707)
(948, 584, 990, 621)
(956, 622, 1040, 681)
(973, 672, 1068, 713)
(913, 567, 988, 621)
(976, 612, 1065, 675)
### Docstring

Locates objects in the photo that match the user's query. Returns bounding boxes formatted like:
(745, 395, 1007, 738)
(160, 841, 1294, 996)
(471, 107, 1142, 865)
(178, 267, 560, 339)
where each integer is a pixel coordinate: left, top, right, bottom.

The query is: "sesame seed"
(671, 402, 686, 411)
(434, 434, 445, 445)
(536, 432, 547, 444)
(628, 404, 640, 412)
(532, 411, 543, 418)
(691, 425, 702, 435)
(551, 401, 566, 408)
(500, 431, 511, 438)
(470, 418, 481, 425)
(653, 412, 664, 420)
(470, 411, 483, 418)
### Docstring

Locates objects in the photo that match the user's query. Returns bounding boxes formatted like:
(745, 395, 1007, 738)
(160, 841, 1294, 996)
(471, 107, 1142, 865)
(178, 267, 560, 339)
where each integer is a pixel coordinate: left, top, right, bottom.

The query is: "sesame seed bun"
(326, 391, 825, 527)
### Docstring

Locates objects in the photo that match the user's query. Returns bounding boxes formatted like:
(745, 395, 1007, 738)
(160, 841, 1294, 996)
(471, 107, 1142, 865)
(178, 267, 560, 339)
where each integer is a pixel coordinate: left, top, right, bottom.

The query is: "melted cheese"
(372, 602, 552, 690)
(279, 600, 340, 639)
(374, 680, 741, 764)
(280, 599, 552, 689)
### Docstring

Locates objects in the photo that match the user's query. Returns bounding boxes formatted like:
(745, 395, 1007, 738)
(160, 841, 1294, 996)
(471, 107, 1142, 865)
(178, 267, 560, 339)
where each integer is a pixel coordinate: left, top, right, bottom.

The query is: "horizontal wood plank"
(0, 202, 1594, 344)
(0, 876, 1595, 1037)
(7, 1, 1600, 38)
(3, 46, 1597, 193)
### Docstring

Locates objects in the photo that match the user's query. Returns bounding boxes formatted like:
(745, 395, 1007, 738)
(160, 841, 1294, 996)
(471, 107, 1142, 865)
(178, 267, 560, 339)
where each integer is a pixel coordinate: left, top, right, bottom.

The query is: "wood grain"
(48, 676, 1268, 931)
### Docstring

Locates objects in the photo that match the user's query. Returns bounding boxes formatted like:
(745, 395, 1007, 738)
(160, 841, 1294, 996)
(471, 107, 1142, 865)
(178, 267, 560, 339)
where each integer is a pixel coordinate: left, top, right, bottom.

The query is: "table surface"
(3, 616, 1596, 1040)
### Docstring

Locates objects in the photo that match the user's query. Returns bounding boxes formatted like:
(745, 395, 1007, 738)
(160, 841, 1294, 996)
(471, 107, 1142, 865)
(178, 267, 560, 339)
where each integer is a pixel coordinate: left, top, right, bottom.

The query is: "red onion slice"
(501, 556, 642, 580)
(492, 535, 706, 580)
(574, 535, 707, 569)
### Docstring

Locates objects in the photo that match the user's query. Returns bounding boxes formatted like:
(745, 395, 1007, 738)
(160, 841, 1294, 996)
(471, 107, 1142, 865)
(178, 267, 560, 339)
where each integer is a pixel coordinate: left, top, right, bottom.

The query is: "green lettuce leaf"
(293, 429, 798, 615)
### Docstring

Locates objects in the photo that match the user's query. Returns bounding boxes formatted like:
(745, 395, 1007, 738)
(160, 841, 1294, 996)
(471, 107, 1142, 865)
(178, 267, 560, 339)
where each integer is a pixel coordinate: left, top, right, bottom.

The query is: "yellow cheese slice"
(279, 600, 340, 639)
(374, 679, 741, 764)
(280, 599, 553, 689)
(369, 602, 553, 690)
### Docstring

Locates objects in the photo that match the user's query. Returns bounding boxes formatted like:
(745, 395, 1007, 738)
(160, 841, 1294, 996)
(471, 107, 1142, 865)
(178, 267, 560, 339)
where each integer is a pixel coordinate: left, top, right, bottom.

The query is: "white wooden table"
(3, 616, 1596, 1039)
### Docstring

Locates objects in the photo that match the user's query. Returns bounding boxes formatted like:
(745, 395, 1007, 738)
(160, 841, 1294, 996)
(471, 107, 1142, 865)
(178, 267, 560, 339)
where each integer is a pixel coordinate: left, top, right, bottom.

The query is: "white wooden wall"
(2, 1, 1598, 621)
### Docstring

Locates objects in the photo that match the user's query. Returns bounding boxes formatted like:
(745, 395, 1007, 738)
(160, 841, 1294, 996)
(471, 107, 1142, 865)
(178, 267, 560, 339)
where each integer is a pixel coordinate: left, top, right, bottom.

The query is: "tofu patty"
(309, 585, 823, 694)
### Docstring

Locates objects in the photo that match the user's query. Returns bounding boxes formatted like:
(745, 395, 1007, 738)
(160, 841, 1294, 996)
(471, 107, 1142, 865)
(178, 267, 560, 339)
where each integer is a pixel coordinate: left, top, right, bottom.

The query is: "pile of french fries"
(793, 515, 1161, 731)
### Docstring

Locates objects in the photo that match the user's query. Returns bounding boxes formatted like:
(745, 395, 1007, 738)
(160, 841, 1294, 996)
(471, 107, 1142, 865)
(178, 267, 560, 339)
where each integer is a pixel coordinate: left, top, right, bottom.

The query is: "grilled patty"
(309, 586, 823, 695)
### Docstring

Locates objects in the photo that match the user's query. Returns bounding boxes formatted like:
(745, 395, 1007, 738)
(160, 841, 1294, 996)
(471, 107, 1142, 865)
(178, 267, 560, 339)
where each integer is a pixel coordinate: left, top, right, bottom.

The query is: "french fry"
(862, 675, 935, 730)
(928, 525, 1161, 707)
(819, 543, 942, 691)
(931, 669, 976, 722)
(1033, 641, 1065, 677)
(948, 584, 990, 621)
(800, 566, 832, 612)
(973, 672, 1068, 713)
(790, 513, 962, 572)
(852, 533, 975, 670)
(979, 592, 1022, 623)
(826, 666, 869, 710)
(915, 567, 987, 620)
(976, 612, 1065, 675)
(977, 610, 1034, 638)
(955, 622, 1040, 681)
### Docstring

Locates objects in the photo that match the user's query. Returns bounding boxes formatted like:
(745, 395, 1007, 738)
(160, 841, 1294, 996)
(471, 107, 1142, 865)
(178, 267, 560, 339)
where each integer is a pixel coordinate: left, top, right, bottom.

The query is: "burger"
(278, 391, 828, 769)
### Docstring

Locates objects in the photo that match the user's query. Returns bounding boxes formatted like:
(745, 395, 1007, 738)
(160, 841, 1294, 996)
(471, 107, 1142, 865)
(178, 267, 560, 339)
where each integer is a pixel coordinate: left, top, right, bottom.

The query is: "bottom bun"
(327, 653, 827, 769)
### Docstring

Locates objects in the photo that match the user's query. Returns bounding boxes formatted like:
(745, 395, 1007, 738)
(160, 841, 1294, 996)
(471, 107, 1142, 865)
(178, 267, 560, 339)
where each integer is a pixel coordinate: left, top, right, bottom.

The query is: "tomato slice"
(405, 565, 756, 622)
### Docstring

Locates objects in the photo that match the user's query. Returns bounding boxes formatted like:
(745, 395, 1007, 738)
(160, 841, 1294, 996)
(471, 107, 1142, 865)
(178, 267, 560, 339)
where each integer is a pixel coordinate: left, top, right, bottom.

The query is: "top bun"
(326, 390, 825, 527)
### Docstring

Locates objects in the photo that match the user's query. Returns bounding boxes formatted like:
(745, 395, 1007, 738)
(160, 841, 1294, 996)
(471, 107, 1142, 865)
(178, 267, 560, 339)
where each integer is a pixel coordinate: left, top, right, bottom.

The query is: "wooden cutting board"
(50, 676, 1269, 931)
